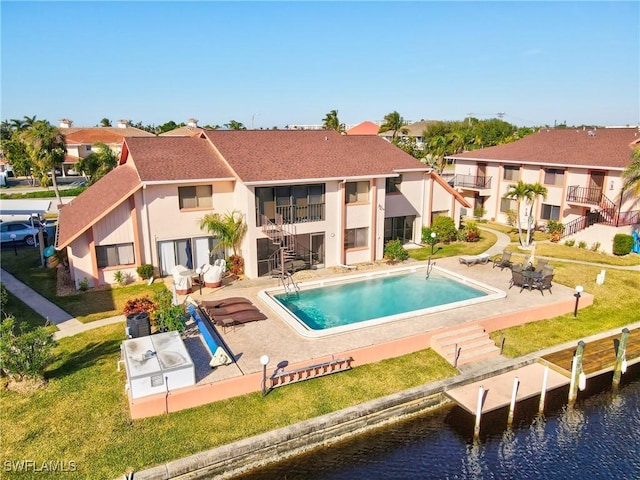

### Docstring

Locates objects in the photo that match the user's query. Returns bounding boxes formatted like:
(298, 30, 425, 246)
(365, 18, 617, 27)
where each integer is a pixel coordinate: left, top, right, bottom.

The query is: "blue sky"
(1, 1, 638, 129)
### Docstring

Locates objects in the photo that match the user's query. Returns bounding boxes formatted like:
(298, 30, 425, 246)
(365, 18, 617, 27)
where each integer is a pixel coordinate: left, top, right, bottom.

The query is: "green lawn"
(1, 248, 168, 323)
(408, 229, 497, 261)
(1, 290, 53, 331)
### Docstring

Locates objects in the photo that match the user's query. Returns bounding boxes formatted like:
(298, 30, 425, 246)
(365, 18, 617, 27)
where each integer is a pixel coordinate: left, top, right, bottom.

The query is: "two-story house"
(56, 129, 470, 289)
(447, 127, 640, 251)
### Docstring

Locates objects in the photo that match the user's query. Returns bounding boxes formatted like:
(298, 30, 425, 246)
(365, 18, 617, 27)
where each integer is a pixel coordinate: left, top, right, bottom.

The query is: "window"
(346, 181, 369, 203)
(500, 197, 516, 213)
(541, 203, 561, 221)
(384, 216, 415, 244)
(255, 184, 325, 225)
(503, 165, 519, 181)
(178, 185, 212, 209)
(344, 227, 368, 249)
(385, 175, 402, 194)
(544, 168, 564, 186)
(96, 243, 134, 268)
(85, 145, 92, 152)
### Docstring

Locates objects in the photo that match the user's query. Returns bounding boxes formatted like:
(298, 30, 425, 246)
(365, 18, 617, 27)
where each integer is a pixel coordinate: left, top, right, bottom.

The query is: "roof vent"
(588, 130, 596, 137)
(324, 136, 328, 141)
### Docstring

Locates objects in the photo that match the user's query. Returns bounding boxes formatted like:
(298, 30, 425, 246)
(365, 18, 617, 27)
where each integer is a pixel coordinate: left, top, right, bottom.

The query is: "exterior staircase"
(430, 324, 500, 367)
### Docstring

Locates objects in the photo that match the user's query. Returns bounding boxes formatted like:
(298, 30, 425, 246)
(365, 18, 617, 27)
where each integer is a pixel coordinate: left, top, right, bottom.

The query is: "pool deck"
(129, 257, 593, 418)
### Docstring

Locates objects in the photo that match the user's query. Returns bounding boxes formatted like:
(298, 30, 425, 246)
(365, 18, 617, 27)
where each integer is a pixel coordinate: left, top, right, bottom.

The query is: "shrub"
(152, 290, 186, 332)
(473, 205, 486, 218)
(78, 277, 89, 292)
(113, 271, 126, 287)
(227, 255, 245, 275)
(0, 284, 8, 311)
(613, 234, 634, 256)
(505, 209, 517, 227)
(461, 221, 481, 242)
(421, 226, 435, 244)
(564, 239, 575, 247)
(577, 241, 587, 249)
(384, 239, 409, 261)
(0, 317, 55, 381)
(590, 242, 601, 252)
(123, 296, 156, 317)
(547, 220, 564, 242)
(136, 264, 154, 280)
(431, 216, 457, 243)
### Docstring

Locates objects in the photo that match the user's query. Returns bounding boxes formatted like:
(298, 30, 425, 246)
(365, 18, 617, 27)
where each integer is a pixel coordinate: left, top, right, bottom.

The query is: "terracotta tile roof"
(56, 163, 141, 248)
(202, 129, 429, 182)
(345, 121, 381, 135)
(449, 127, 640, 169)
(123, 136, 235, 182)
(64, 154, 81, 163)
(61, 127, 154, 143)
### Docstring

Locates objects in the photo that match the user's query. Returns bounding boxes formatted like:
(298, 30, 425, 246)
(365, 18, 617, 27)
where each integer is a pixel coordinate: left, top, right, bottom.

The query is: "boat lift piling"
(507, 376, 520, 425)
(568, 341, 586, 403)
(474, 385, 484, 438)
(613, 328, 630, 387)
(538, 365, 549, 413)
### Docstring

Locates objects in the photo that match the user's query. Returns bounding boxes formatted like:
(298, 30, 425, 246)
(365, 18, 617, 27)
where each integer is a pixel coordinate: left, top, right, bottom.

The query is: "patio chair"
(202, 263, 224, 288)
(458, 253, 490, 267)
(533, 274, 554, 296)
(172, 265, 192, 295)
(492, 251, 513, 270)
(509, 269, 530, 292)
(535, 258, 550, 273)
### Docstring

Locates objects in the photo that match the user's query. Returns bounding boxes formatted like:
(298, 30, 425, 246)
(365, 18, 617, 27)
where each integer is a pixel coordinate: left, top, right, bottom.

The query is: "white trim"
(244, 174, 394, 186)
(141, 178, 236, 186)
(446, 157, 626, 171)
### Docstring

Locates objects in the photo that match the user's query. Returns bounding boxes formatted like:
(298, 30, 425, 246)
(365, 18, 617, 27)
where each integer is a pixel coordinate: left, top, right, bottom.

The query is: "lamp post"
(260, 354, 270, 397)
(573, 285, 584, 318)
(10, 234, 17, 255)
(251, 113, 260, 130)
(195, 267, 203, 295)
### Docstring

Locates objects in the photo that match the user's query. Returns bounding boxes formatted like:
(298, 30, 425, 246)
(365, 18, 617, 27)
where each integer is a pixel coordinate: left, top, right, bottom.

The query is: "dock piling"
(613, 328, 630, 387)
(507, 376, 520, 425)
(474, 385, 484, 438)
(568, 340, 586, 403)
(539, 365, 549, 413)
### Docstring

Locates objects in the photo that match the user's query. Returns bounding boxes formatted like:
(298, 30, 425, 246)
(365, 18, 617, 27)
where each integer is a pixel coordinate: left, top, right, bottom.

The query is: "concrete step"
(431, 324, 500, 367)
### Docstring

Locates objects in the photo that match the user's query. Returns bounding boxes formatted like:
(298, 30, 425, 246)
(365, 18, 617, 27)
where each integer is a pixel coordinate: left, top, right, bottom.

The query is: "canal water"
(232, 364, 640, 479)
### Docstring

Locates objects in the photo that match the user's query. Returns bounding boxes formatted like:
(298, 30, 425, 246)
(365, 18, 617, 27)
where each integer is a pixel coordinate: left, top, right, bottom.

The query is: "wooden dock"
(542, 328, 640, 378)
(445, 362, 569, 414)
(446, 327, 638, 415)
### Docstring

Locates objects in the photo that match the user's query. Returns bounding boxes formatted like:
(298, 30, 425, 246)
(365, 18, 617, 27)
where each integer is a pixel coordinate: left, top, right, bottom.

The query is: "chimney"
(187, 118, 199, 128)
(59, 118, 73, 128)
(117, 119, 130, 128)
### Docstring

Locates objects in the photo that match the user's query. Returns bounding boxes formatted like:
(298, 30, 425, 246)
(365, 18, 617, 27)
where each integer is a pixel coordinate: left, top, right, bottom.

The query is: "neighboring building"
(447, 127, 640, 251)
(159, 118, 203, 137)
(378, 120, 437, 147)
(345, 121, 381, 136)
(56, 130, 470, 289)
(58, 118, 154, 176)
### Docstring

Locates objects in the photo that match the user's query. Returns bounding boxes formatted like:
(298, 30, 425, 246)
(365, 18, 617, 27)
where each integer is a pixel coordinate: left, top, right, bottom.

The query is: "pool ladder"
(279, 271, 300, 293)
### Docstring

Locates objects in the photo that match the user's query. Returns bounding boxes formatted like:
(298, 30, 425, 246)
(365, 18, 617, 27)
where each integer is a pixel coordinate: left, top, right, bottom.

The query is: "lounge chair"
(533, 274, 554, 295)
(535, 258, 550, 273)
(492, 251, 513, 270)
(458, 253, 490, 267)
(204, 303, 259, 317)
(200, 297, 253, 309)
(210, 309, 268, 326)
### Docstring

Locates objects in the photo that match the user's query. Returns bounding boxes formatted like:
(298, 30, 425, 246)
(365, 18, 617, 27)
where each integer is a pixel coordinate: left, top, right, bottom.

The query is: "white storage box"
(122, 331, 195, 399)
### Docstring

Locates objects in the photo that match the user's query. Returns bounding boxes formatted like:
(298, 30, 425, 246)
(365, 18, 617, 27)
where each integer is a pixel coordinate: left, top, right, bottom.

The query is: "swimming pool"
(259, 265, 506, 338)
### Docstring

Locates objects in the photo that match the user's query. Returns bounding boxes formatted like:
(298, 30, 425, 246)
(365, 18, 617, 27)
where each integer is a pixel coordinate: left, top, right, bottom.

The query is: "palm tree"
(504, 180, 534, 247)
(99, 118, 112, 127)
(224, 120, 246, 130)
(322, 110, 345, 133)
(525, 183, 548, 245)
(378, 111, 407, 141)
(199, 210, 248, 259)
(76, 142, 118, 184)
(622, 147, 640, 196)
(20, 121, 66, 205)
(426, 135, 448, 173)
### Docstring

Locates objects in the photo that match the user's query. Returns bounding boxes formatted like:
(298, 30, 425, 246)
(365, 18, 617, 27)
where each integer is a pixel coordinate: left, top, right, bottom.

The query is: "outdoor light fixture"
(260, 354, 270, 397)
(10, 233, 17, 256)
(573, 285, 584, 318)
(195, 267, 203, 295)
(426, 232, 437, 279)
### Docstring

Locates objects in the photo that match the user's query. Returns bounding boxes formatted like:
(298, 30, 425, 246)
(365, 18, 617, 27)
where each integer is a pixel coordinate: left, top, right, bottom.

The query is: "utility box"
(122, 331, 195, 399)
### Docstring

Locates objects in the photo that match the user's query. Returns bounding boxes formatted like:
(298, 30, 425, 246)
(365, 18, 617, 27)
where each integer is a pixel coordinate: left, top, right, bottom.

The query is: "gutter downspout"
(142, 184, 153, 263)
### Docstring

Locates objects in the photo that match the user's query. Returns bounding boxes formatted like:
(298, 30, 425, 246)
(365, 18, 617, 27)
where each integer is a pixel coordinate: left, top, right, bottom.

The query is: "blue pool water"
(273, 269, 488, 331)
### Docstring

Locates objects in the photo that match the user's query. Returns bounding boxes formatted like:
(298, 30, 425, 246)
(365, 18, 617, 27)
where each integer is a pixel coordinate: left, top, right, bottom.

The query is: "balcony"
(566, 186, 603, 206)
(449, 174, 492, 194)
(258, 203, 325, 226)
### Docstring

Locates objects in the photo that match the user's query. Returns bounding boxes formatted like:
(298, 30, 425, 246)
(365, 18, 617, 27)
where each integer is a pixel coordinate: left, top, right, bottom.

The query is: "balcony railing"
(451, 174, 492, 190)
(258, 203, 325, 226)
(566, 186, 603, 205)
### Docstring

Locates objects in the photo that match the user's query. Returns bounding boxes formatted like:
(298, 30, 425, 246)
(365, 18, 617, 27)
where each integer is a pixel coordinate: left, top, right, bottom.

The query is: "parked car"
(0, 222, 47, 246)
